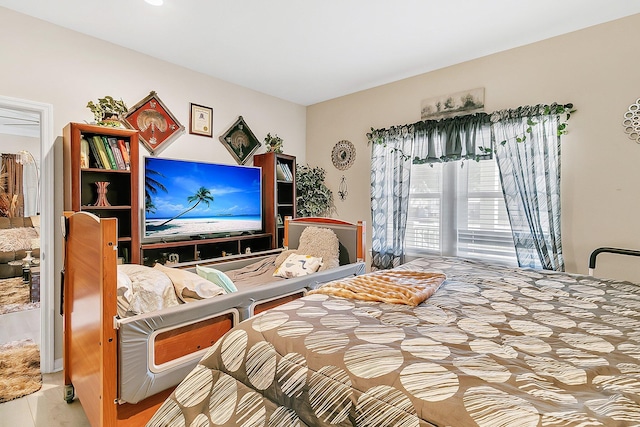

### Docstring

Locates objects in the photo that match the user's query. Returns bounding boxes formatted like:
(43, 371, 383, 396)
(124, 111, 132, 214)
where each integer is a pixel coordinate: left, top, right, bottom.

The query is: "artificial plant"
(296, 164, 334, 217)
(86, 96, 128, 126)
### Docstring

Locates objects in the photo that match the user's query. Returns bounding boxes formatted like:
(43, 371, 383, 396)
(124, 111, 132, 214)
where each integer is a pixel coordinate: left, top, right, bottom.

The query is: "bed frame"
(62, 212, 366, 427)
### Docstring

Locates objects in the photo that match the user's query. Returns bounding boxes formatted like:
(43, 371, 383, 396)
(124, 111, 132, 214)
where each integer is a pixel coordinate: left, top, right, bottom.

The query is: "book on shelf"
(282, 162, 293, 181)
(101, 136, 118, 170)
(92, 136, 112, 169)
(117, 139, 131, 170)
(84, 136, 103, 168)
(276, 162, 293, 181)
(275, 163, 286, 181)
(107, 137, 126, 169)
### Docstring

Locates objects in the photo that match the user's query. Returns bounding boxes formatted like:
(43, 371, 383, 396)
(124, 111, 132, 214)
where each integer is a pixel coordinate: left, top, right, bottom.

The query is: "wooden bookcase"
(63, 122, 140, 264)
(253, 152, 296, 249)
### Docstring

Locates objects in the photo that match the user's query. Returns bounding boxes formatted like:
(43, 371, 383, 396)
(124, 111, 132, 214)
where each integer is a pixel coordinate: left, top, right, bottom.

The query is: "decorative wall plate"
(219, 116, 261, 164)
(331, 140, 356, 170)
(623, 98, 640, 143)
(123, 91, 184, 155)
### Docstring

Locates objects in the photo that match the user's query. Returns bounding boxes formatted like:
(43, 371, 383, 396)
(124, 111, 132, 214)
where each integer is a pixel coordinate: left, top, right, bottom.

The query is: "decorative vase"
(94, 181, 111, 206)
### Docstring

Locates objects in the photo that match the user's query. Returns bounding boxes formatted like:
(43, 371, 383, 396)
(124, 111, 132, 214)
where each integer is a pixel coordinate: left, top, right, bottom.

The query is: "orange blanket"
(308, 270, 446, 306)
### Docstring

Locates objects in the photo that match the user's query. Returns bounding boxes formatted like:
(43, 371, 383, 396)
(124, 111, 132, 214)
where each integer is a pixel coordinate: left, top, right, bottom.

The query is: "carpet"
(0, 339, 41, 403)
(0, 276, 39, 315)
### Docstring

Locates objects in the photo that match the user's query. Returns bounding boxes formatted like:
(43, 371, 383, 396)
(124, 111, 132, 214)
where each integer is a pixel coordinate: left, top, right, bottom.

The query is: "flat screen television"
(143, 156, 262, 240)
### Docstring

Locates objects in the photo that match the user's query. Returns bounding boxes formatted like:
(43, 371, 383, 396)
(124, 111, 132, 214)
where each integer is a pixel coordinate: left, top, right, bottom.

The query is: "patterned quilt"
(147, 256, 640, 426)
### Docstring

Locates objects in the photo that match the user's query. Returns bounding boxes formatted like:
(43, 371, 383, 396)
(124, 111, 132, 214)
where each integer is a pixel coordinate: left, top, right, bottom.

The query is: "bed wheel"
(64, 384, 75, 403)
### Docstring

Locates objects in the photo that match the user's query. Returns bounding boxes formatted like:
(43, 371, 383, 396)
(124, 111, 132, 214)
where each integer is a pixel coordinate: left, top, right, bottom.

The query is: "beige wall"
(0, 7, 307, 364)
(307, 14, 640, 283)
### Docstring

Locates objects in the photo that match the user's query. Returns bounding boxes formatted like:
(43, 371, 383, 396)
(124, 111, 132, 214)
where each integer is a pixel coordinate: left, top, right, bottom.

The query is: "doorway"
(0, 95, 54, 373)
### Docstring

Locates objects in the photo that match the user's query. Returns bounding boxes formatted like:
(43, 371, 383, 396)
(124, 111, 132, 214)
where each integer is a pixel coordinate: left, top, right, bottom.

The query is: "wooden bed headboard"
(283, 216, 366, 264)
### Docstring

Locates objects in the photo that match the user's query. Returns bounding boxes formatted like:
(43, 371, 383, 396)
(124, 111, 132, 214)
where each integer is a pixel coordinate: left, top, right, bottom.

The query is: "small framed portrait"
(189, 103, 213, 137)
(219, 116, 261, 164)
(123, 91, 185, 155)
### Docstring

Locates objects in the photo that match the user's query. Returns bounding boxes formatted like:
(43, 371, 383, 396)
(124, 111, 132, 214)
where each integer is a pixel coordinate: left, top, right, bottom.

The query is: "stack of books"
(82, 134, 131, 170)
(276, 162, 293, 181)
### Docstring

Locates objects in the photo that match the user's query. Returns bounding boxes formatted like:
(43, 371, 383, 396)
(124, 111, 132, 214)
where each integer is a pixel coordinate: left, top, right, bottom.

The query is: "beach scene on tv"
(144, 157, 263, 239)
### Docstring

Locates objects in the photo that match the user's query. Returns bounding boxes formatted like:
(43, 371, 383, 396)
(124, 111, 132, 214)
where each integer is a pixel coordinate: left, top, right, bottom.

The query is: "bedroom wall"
(307, 13, 640, 283)
(0, 7, 307, 365)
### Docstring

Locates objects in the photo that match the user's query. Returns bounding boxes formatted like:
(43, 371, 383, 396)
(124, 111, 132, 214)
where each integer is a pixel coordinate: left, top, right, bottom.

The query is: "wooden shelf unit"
(140, 233, 272, 266)
(254, 152, 296, 249)
(63, 122, 140, 264)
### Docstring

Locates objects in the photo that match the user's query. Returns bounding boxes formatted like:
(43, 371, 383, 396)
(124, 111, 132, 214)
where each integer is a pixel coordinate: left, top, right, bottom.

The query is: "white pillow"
(116, 268, 133, 302)
(273, 253, 323, 278)
(154, 263, 226, 303)
(118, 264, 180, 314)
(196, 265, 238, 294)
(275, 226, 339, 271)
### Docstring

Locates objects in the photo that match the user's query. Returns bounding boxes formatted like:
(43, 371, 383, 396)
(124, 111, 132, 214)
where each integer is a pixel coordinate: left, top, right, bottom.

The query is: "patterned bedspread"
(147, 256, 640, 426)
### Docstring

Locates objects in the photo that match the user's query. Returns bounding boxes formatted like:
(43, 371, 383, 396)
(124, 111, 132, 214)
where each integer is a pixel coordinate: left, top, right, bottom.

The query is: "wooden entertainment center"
(63, 123, 297, 266)
(140, 233, 273, 266)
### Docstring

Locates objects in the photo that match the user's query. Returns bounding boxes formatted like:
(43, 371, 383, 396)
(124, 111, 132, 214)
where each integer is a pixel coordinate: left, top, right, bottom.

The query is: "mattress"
(147, 255, 640, 426)
(118, 261, 366, 404)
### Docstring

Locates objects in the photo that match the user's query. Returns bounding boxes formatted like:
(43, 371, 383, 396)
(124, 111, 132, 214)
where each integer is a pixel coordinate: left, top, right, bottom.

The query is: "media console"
(140, 233, 272, 266)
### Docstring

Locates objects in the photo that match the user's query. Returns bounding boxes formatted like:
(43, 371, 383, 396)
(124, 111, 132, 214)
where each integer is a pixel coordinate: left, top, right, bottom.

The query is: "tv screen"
(143, 156, 262, 240)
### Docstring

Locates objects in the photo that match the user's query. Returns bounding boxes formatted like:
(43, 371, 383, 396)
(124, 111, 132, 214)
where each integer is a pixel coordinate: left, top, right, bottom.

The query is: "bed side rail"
(588, 247, 640, 276)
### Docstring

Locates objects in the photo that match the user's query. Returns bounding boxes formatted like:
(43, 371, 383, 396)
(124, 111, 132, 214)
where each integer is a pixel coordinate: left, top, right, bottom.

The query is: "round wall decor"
(331, 140, 356, 170)
(623, 98, 640, 143)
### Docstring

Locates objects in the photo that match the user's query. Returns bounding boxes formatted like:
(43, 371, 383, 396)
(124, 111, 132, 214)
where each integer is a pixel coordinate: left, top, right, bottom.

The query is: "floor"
(0, 275, 87, 427)
(0, 307, 40, 345)
(0, 370, 90, 427)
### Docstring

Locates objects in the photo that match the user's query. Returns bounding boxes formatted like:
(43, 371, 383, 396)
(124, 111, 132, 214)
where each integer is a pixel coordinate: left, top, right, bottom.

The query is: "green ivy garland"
(367, 103, 575, 163)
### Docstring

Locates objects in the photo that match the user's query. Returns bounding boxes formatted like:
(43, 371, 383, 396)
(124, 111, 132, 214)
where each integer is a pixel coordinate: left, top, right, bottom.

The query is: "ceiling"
(1, 1, 640, 106)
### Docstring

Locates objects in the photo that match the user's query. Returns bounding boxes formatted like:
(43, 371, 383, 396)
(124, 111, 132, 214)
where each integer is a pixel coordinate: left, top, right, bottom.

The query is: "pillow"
(275, 226, 340, 272)
(154, 263, 226, 303)
(196, 265, 238, 294)
(116, 268, 133, 302)
(0, 227, 40, 252)
(273, 253, 323, 278)
(118, 264, 180, 315)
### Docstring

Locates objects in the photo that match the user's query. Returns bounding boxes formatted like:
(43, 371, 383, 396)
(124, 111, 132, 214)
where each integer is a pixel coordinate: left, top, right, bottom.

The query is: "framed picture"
(218, 116, 261, 164)
(123, 91, 185, 155)
(421, 87, 485, 120)
(189, 103, 213, 137)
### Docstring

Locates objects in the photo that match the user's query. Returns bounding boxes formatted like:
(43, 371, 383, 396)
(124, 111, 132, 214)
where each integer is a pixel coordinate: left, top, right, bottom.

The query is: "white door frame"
(0, 95, 55, 373)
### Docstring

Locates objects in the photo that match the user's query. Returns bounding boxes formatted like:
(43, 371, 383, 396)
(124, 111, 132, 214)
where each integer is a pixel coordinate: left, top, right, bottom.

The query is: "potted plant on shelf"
(296, 164, 334, 217)
(264, 133, 284, 153)
(86, 96, 128, 127)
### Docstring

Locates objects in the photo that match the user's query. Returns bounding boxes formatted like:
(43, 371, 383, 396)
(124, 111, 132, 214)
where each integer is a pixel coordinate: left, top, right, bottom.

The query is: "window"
(405, 158, 517, 265)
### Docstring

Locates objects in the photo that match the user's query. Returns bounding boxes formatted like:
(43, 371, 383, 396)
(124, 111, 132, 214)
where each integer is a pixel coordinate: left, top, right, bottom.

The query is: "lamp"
(16, 150, 40, 216)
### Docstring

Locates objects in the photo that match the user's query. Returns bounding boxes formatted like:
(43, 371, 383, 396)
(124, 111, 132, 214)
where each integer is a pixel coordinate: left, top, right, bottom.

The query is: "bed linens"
(308, 269, 446, 306)
(148, 255, 640, 427)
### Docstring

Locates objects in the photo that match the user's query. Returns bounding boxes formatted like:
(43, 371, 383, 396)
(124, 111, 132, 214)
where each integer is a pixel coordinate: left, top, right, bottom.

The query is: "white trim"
(0, 95, 55, 373)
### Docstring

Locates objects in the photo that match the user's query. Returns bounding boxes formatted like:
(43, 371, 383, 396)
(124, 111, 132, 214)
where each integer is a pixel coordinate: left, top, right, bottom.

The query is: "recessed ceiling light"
(145, 0, 163, 6)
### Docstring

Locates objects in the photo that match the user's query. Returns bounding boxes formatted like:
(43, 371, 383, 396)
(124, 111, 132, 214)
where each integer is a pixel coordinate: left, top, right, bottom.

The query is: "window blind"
(405, 159, 517, 265)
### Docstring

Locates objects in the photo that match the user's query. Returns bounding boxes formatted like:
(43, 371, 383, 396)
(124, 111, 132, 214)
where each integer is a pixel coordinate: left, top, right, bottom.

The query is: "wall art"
(123, 91, 185, 155)
(218, 116, 261, 164)
(421, 87, 485, 120)
(189, 103, 213, 137)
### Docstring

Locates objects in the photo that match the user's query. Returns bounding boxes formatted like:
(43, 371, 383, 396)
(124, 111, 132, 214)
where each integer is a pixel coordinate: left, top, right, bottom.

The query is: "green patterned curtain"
(412, 113, 492, 164)
(368, 113, 491, 270)
(369, 126, 413, 269)
(369, 103, 570, 271)
(490, 104, 565, 271)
